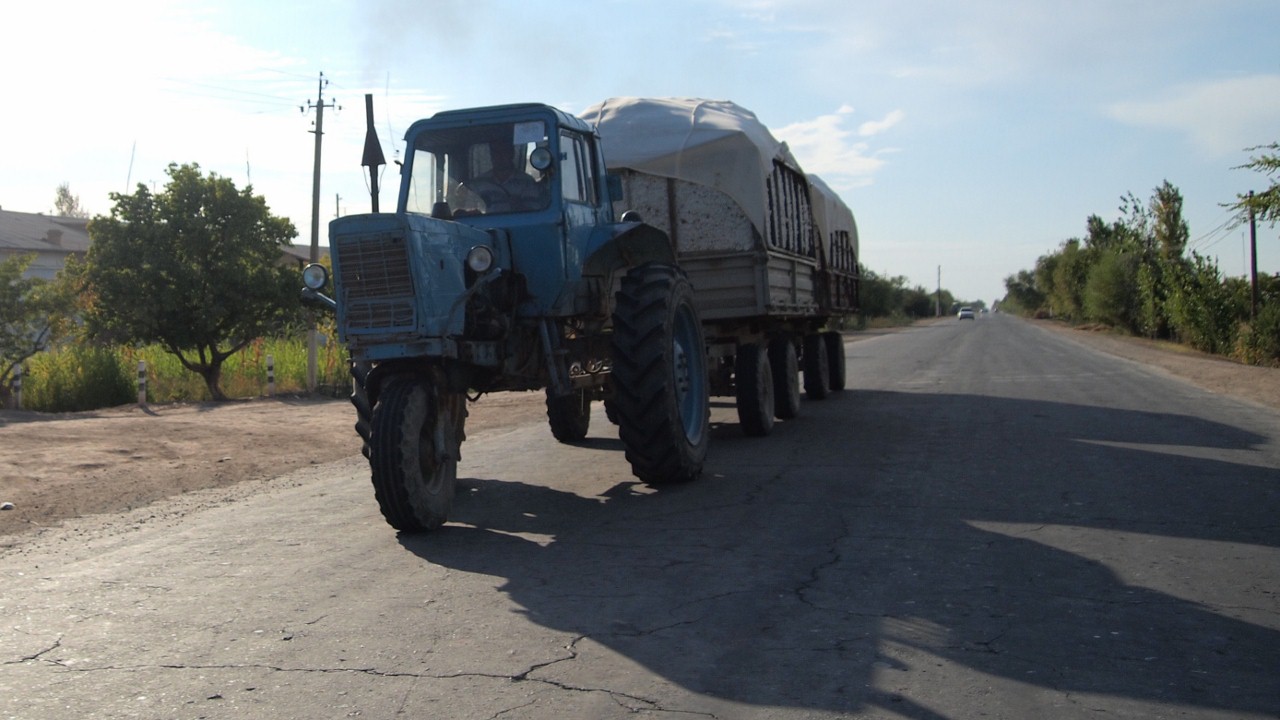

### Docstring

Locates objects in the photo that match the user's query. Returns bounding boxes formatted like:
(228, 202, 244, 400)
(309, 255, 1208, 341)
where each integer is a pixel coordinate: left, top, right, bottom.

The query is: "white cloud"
(774, 107, 901, 191)
(858, 110, 905, 137)
(1107, 75, 1280, 157)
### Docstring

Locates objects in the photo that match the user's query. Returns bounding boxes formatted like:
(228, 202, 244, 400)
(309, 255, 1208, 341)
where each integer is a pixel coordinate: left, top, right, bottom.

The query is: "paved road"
(3, 315, 1278, 719)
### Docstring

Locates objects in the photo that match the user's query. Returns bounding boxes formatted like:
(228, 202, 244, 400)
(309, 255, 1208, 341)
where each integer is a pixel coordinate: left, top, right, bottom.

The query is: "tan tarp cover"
(808, 174, 859, 263)
(580, 97, 804, 236)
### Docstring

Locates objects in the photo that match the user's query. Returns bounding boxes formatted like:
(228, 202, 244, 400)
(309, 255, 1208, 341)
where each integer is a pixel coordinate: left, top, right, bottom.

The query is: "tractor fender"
(582, 221, 676, 278)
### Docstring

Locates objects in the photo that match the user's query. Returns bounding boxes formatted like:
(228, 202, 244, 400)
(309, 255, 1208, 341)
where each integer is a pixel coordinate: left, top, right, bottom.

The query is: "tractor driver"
(463, 141, 544, 214)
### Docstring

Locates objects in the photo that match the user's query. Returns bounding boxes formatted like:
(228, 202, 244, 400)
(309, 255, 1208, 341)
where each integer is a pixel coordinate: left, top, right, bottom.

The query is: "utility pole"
(936, 266, 941, 317)
(1249, 190, 1259, 323)
(302, 72, 338, 392)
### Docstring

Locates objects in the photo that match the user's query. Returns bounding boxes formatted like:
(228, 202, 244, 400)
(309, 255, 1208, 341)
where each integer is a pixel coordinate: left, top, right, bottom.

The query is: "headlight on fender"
(466, 246, 495, 274)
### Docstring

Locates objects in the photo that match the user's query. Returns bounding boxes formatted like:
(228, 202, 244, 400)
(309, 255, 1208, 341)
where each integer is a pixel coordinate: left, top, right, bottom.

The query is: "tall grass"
(16, 333, 350, 412)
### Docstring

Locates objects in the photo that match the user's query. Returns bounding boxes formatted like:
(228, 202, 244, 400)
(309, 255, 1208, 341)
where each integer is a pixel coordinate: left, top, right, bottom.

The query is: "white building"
(0, 209, 91, 280)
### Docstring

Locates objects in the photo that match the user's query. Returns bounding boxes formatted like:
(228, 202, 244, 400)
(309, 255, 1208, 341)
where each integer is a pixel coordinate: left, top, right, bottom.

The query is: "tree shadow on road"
(399, 389, 1280, 718)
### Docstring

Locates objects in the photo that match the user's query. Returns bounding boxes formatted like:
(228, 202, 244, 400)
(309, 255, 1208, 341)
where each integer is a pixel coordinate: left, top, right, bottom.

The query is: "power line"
(156, 77, 302, 116)
(1187, 208, 1240, 254)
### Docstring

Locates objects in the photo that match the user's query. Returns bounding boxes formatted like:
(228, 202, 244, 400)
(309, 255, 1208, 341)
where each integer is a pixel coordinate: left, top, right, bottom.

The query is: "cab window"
(559, 131, 596, 205)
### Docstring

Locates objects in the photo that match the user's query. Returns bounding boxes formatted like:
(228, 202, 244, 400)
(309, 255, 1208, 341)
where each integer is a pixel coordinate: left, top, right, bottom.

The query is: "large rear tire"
(611, 263, 710, 484)
(803, 333, 831, 400)
(546, 388, 591, 443)
(735, 343, 774, 437)
(768, 337, 801, 419)
(823, 331, 847, 392)
(368, 375, 463, 532)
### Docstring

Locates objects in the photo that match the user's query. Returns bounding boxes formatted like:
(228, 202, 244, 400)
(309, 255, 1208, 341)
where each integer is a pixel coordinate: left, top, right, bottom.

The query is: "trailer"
(303, 96, 862, 533)
(581, 97, 860, 436)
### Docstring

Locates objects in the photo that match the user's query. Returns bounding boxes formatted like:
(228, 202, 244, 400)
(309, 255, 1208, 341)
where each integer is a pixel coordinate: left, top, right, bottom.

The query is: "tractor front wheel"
(368, 375, 465, 532)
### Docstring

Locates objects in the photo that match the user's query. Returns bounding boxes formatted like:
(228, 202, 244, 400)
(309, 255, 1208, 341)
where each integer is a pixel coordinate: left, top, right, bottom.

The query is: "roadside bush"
(1083, 249, 1138, 331)
(17, 331, 350, 412)
(23, 345, 134, 412)
(1165, 255, 1240, 355)
(1236, 302, 1280, 366)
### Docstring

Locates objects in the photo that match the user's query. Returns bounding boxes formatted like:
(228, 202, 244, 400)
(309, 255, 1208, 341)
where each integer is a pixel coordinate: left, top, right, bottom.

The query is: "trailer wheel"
(368, 375, 463, 532)
(611, 263, 710, 484)
(768, 338, 801, 419)
(546, 388, 592, 443)
(351, 361, 372, 459)
(803, 333, 831, 400)
(823, 331, 847, 392)
(735, 343, 774, 436)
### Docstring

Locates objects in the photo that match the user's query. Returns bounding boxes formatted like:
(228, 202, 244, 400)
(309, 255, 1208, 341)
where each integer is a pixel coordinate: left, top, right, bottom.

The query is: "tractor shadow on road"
(400, 389, 1280, 718)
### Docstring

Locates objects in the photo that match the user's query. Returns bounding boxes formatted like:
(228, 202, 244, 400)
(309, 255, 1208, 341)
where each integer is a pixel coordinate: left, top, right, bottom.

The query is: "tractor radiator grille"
(336, 236, 416, 331)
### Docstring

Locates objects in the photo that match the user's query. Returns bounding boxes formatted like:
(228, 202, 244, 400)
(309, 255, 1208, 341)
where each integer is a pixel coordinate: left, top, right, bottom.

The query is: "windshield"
(404, 120, 551, 217)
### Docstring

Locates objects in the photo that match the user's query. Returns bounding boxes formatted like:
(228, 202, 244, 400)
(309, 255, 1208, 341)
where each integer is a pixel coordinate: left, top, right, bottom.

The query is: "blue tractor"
(303, 103, 710, 532)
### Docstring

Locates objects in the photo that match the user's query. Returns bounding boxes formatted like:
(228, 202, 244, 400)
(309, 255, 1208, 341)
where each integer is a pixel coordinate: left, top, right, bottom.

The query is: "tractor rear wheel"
(610, 263, 710, 484)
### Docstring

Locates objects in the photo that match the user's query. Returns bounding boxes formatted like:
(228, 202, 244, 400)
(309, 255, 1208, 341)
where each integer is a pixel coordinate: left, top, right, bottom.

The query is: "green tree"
(1165, 253, 1240, 354)
(1230, 142, 1280, 226)
(1040, 240, 1089, 321)
(0, 254, 74, 405)
(1150, 180, 1189, 261)
(1002, 269, 1044, 314)
(1083, 248, 1139, 331)
(54, 182, 89, 218)
(82, 163, 299, 400)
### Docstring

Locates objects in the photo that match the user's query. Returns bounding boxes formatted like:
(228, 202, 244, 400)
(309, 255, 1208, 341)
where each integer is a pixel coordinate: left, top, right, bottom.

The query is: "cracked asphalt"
(2, 315, 1278, 719)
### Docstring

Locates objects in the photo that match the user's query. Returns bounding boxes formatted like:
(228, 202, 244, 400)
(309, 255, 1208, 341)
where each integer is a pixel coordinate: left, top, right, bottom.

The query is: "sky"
(3, 0, 1279, 305)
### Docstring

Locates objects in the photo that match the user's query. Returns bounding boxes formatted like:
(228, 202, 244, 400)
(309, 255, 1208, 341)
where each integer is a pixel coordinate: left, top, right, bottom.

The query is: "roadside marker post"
(11, 366, 21, 410)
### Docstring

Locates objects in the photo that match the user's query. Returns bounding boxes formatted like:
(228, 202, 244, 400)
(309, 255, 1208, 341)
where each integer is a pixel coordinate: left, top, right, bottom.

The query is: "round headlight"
(302, 263, 329, 290)
(466, 246, 495, 274)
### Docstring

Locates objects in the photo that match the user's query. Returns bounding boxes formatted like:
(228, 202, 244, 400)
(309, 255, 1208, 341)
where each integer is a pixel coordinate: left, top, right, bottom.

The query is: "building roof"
(0, 208, 92, 254)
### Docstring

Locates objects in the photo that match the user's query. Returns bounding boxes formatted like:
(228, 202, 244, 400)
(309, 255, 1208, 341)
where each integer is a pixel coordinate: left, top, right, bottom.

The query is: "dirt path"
(2, 319, 1275, 541)
(0, 391, 549, 541)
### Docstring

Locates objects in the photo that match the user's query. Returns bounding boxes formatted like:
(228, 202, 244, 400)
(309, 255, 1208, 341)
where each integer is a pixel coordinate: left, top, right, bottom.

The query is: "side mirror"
(529, 146, 553, 172)
(606, 173, 623, 202)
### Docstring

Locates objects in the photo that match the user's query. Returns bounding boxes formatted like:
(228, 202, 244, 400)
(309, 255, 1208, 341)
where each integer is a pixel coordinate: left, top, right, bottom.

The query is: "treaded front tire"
(351, 361, 372, 459)
(368, 375, 459, 532)
(611, 263, 710, 484)
(546, 388, 591, 443)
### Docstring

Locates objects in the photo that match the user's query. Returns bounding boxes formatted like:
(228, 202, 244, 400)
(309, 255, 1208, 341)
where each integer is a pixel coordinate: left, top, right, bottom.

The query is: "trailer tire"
(546, 388, 592, 443)
(368, 375, 460, 532)
(768, 338, 801, 419)
(803, 333, 831, 400)
(735, 343, 774, 437)
(611, 263, 710, 484)
(351, 361, 373, 459)
(823, 331, 847, 392)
